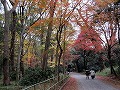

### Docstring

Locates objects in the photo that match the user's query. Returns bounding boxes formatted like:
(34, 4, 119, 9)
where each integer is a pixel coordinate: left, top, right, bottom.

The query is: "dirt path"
(62, 72, 120, 90)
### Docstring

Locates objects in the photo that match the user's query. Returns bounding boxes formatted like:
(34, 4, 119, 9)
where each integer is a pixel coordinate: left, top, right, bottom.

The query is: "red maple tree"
(73, 28, 103, 52)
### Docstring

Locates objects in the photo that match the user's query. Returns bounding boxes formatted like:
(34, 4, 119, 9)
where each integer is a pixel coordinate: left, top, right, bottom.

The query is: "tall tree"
(0, 0, 17, 85)
(54, 0, 81, 80)
(93, 0, 118, 76)
(42, 0, 57, 71)
(9, 1, 17, 73)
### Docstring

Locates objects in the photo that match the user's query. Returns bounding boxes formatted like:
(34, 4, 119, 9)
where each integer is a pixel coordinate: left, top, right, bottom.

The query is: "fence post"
(34, 85, 36, 90)
(49, 79, 51, 88)
(44, 83, 45, 90)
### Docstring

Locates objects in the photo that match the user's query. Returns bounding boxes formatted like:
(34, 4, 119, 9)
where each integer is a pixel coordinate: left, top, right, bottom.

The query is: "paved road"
(70, 72, 120, 90)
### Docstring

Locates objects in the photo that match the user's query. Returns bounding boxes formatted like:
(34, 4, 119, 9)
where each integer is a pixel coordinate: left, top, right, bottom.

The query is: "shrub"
(10, 71, 17, 81)
(19, 66, 54, 86)
(116, 67, 120, 74)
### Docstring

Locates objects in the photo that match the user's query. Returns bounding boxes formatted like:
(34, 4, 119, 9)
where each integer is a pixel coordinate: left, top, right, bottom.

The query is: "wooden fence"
(22, 74, 69, 90)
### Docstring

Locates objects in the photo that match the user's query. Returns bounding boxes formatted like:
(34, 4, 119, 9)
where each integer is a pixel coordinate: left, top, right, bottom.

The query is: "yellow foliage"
(28, 27, 34, 33)
(28, 52, 33, 59)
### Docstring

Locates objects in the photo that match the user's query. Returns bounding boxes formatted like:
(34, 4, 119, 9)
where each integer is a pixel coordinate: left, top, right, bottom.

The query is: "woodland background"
(0, 0, 120, 88)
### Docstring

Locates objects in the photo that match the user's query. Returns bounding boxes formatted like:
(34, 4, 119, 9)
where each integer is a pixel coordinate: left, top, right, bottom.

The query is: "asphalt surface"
(70, 72, 120, 90)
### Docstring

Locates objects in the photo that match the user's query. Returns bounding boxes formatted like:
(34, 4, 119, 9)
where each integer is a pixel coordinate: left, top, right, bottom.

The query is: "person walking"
(85, 70, 90, 79)
(90, 69, 95, 79)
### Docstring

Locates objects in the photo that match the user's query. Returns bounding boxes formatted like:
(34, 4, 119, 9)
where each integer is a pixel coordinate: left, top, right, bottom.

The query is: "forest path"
(64, 72, 120, 90)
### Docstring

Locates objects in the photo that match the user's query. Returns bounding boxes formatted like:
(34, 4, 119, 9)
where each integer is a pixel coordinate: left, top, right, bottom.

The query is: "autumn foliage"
(0, 0, 120, 87)
(73, 28, 103, 52)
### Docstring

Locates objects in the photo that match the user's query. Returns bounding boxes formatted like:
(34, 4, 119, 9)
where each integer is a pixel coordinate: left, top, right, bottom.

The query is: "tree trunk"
(17, 5, 25, 81)
(42, 0, 56, 71)
(3, 58, 10, 85)
(83, 50, 87, 70)
(1, 0, 10, 85)
(20, 42, 24, 77)
(10, 10, 17, 72)
(20, 60, 24, 77)
(76, 59, 79, 72)
(55, 45, 59, 75)
(63, 29, 66, 74)
(56, 25, 64, 81)
(107, 45, 117, 77)
(42, 23, 52, 70)
(114, 2, 120, 44)
(116, 14, 120, 44)
(39, 32, 44, 67)
(17, 28, 25, 80)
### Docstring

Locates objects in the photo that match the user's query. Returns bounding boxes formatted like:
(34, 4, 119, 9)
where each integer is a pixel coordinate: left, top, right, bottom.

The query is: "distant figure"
(67, 67, 70, 75)
(85, 70, 90, 79)
(90, 70, 95, 79)
(67, 64, 72, 74)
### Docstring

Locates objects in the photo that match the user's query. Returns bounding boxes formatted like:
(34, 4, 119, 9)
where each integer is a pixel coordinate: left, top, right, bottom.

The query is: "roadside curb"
(59, 77, 70, 90)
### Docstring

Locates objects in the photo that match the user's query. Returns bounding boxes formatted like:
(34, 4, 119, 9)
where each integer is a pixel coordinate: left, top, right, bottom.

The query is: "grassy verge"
(0, 85, 23, 90)
(96, 68, 111, 76)
(0, 79, 23, 90)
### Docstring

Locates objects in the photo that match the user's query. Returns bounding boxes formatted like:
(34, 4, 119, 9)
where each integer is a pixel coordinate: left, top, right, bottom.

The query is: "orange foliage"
(31, 19, 45, 27)
(64, 51, 80, 61)
(95, 0, 118, 7)
(27, 56, 37, 67)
